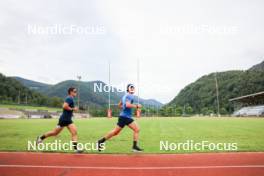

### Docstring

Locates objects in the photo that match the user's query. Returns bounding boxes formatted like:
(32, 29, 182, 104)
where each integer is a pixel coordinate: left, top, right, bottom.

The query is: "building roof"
(229, 91, 264, 102)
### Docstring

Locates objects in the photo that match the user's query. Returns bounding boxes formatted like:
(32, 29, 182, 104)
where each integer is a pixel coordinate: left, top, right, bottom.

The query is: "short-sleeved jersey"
(60, 96, 74, 120)
(119, 93, 134, 118)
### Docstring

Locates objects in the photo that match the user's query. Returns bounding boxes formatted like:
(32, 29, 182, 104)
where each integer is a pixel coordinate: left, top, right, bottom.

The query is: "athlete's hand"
(73, 107, 79, 111)
(136, 104, 142, 109)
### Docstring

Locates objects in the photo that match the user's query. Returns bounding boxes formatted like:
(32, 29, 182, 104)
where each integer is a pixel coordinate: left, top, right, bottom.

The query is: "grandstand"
(229, 91, 264, 117)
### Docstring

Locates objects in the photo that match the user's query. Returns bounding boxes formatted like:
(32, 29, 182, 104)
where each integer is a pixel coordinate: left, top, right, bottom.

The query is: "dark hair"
(126, 84, 135, 92)
(68, 87, 76, 94)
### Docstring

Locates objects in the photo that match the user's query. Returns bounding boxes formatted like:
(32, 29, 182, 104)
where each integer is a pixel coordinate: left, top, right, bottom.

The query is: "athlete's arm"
(118, 101, 122, 109)
(63, 102, 78, 111)
(125, 101, 142, 109)
(63, 102, 73, 111)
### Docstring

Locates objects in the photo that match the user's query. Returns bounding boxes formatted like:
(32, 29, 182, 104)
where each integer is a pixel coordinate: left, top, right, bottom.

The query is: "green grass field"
(0, 117, 263, 154)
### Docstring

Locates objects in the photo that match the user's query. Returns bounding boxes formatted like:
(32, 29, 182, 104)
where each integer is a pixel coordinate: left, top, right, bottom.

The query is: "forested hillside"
(166, 61, 264, 115)
(0, 73, 62, 107)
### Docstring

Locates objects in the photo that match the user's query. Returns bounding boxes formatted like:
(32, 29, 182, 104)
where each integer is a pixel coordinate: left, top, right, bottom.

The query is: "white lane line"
(0, 165, 264, 170)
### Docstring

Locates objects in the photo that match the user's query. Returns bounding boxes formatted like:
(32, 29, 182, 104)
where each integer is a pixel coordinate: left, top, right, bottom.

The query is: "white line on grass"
(0, 165, 264, 170)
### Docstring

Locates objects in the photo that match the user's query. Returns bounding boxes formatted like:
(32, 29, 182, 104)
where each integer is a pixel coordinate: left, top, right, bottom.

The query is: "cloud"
(0, 0, 264, 103)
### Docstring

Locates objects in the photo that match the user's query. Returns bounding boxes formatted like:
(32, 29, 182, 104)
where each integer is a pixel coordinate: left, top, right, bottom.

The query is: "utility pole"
(183, 104, 186, 116)
(77, 76, 82, 107)
(175, 104, 177, 117)
(148, 104, 150, 117)
(25, 94, 28, 105)
(215, 72, 220, 117)
(143, 102, 146, 117)
(157, 105, 160, 117)
(150, 103, 153, 117)
(18, 90, 21, 104)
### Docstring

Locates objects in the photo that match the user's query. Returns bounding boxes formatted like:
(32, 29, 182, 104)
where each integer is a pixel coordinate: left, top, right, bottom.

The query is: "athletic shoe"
(97, 140, 104, 152)
(74, 149, 84, 154)
(36, 136, 43, 145)
(132, 146, 143, 152)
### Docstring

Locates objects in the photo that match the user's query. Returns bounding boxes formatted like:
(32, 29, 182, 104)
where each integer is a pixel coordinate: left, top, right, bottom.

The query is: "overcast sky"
(0, 0, 263, 103)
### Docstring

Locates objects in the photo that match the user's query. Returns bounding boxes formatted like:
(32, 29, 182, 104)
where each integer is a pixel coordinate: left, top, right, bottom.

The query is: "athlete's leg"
(67, 123, 82, 152)
(97, 126, 123, 151)
(128, 121, 140, 142)
(67, 123, 78, 141)
(41, 126, 64, 139)
(104, 126, 123, 140)
(37, 126, 64, 144)
(128, 121, 143, 151)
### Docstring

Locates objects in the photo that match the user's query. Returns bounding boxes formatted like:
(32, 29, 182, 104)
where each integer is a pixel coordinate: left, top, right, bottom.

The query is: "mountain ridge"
(13, 77, 163, 108)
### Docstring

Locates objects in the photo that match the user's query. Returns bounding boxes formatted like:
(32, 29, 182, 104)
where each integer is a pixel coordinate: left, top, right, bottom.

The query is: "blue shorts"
(57, 117, 73, 127)
(117, 116, 134, 128)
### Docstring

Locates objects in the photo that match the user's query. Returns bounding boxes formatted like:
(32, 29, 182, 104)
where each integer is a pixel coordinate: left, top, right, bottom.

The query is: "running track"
(0, 152, 264, 176)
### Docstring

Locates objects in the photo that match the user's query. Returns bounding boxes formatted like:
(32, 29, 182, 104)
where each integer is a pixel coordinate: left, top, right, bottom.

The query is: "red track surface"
(0, 152, 264, 176)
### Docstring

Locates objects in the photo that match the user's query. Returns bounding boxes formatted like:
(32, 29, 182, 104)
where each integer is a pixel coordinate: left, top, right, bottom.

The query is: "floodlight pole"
(136, 59, 141, 118)
(137, 59, 140, 105)
(215, 72, 220, 117)
(108, 61, 111, 110)
(77, 75, 82, 107)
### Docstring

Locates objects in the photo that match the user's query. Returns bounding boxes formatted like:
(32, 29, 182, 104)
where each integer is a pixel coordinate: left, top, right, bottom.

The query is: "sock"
(72, 141, 78, 150)
(40, 135, 46, 140)
(133, 141, 137, 148)
(99, 137, 106, 143)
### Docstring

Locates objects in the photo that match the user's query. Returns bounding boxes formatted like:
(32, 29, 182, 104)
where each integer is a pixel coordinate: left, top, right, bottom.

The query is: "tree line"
(0, 73, 62, 107)
(167, 69, 264, 115)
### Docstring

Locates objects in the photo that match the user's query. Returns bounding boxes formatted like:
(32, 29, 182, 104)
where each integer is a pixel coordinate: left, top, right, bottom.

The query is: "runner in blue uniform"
(98, 84, 143, 152)
(36, 87, 82, 153)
